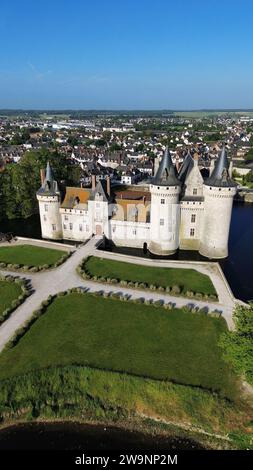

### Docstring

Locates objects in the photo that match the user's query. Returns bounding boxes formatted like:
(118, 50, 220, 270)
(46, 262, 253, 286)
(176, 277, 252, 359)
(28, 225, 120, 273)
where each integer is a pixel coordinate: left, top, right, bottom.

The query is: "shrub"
(171, 285, 181, 295)
(127, 281, 135, 288)
(158, 286, 165, 292)
(185, 290, 194, 298)
(153, 300, 164, 307)
(164, 302, 173, 310)
(133, 297, 144, 304)
(195, 293, 203, 300)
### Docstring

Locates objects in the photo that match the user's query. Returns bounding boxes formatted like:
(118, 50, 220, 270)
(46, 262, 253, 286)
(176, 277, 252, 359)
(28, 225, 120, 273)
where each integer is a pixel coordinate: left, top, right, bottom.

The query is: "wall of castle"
(149, 185, 181, 255)
(38, 195, 63, 240)
(199, 185, 236, 258)
(109, 220, 150, 248)
(179, 200, 204, 250)
(60, 208, 91, 241)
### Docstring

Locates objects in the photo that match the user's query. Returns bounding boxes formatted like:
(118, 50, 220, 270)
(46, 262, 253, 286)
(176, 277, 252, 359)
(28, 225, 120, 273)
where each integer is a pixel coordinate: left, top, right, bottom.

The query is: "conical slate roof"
(153, 147, 181, 186)
(178, 151, 194, 183)
(205, 147, 237, 188)
(37, 162, 60, 195)
(45, 161, 54, 183)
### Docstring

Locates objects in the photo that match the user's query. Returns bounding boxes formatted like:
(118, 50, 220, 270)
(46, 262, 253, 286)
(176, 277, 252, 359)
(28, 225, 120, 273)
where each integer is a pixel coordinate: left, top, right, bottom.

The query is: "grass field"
(0, 293, 237, 398)
(0, 245, 65, 267)
(83, 257, 217, 296)
(0, 279, 22, 317)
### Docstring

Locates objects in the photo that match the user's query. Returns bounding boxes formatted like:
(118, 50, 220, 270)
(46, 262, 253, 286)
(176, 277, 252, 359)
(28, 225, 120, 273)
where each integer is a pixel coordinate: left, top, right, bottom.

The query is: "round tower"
(199, 147, 237, 259)
(36, 162, 63, 240)
(149, 148, 181, 256)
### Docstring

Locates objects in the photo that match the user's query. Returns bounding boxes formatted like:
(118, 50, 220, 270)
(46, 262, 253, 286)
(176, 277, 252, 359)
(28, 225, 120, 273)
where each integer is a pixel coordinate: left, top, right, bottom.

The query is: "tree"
(0, 149, 81, 221)
(219, 304, 253, 385)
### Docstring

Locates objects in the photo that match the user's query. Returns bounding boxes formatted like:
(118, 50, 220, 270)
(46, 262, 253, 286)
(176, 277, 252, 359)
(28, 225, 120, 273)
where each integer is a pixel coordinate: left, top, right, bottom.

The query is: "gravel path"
(0, 236, 242, 352)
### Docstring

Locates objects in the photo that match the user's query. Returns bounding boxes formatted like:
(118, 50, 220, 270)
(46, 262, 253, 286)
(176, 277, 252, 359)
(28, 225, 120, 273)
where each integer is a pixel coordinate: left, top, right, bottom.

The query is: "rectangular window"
(44, 204, 48, 212)
(64, 215, 68, 221)
(133, 229, 137, 235)
(52, 224, 56, 231)
(43, 215, 47, 221)
(190, 228, 195, 237)
(191, 214, 196, 223)
(79, 224, 83, 231)
(63, 224, 67, 230)
(193, 188, 197, 195)
(160, 218, 164, 226)
(112, 226, 116, 233)
(161, 198, 165, 204)
(69, 223, 73, 230)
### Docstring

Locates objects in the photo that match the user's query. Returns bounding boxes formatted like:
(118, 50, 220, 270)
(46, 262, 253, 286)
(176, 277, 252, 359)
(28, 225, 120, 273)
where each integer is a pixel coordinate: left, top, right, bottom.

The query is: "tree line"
(0, 149, 81, 221)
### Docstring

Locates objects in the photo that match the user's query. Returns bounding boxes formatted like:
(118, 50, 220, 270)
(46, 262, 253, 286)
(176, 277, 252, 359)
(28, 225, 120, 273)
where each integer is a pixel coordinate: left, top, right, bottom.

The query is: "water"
(0, 422, 206, 450)
(1, 203, 253, 302)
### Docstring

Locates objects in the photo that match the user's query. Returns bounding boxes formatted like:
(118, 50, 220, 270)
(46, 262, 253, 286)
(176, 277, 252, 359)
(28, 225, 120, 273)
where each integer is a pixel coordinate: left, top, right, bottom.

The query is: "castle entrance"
(95, 225, 102, 236)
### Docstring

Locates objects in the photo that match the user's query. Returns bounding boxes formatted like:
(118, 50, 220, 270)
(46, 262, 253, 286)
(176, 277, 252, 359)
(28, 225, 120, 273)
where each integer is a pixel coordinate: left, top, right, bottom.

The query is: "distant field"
(0, 292, 238, 397)
(173, 111, 253, 118)
(83, 256, 217, 296)
(0, 280, 22, 317)
(0, 245, 64, 267)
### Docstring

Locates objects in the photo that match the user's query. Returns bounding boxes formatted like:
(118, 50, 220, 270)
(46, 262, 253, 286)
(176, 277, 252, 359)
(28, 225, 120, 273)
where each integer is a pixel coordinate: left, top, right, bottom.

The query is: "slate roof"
(204, 147, 237, 188)
(37, 162, 60, 196)
(152, 147, 181, 187)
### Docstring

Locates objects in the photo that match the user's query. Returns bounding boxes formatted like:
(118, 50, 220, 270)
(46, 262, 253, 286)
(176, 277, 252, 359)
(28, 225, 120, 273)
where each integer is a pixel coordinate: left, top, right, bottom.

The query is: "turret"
(149, 147, 181, 256)
(36, 162, 63, 239)
(199, 147, 237, 259)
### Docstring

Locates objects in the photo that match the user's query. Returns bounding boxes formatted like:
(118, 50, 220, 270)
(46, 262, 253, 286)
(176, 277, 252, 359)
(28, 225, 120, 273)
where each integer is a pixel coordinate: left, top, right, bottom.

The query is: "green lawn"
(0, 280, 22, 316)
(0, 293, 237, 398)
(83, 257, 217, 296)
(0, 245, 65, 267)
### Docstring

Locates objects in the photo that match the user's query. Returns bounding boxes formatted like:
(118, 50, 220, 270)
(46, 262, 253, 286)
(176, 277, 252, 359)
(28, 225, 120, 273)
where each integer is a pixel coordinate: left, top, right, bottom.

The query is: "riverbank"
(0, 417, 235, 451)
(0, 365, 252, 450)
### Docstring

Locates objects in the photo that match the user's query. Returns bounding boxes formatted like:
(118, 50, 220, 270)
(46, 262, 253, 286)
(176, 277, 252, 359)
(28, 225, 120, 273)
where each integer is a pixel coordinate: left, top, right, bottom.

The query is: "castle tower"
(37, 162, 63, 240)
(149, 147, 181, 256)
(199, 147, 237, 259)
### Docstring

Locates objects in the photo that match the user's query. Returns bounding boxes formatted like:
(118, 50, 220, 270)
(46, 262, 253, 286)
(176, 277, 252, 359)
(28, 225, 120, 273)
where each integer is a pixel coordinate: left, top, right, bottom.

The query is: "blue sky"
(0, 0, 253, 109)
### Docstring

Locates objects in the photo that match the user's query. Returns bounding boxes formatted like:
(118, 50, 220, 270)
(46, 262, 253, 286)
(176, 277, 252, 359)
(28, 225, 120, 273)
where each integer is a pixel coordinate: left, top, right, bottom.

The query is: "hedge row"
(0, 275, 32, 325)
(0, 251, 72, 273)
(77, 263, 218, 302)
(5, 288, 223, 351)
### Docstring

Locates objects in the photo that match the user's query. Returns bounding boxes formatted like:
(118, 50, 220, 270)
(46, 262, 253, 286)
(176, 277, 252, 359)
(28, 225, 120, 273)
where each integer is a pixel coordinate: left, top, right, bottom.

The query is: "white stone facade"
(37, 149, 237, 259)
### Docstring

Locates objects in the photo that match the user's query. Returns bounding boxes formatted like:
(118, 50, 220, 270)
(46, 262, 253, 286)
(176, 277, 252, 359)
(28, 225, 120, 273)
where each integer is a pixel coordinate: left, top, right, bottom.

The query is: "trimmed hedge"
(5, 288, 222, 351)
(0, 251, 72, 273)
(77, 258, 218, 302)
(0, 275, 32, 325)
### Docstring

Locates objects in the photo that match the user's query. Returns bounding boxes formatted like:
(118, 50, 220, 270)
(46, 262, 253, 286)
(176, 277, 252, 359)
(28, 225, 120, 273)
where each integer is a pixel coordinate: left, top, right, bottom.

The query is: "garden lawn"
(0, 293, 238, 398)
(0, 245, 64, 267)
(84, 257, 216, 296)
(0, 280, 22, 316)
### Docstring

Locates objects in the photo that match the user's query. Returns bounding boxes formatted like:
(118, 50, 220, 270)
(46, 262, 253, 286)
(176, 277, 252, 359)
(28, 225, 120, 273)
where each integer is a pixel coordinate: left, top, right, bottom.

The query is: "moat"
(0, 422, 207, 450)
(1, 202, 253, 302)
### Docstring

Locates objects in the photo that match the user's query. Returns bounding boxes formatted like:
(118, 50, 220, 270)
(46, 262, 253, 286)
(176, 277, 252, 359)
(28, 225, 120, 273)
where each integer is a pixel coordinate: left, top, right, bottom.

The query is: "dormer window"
(193, 188, 197, 195)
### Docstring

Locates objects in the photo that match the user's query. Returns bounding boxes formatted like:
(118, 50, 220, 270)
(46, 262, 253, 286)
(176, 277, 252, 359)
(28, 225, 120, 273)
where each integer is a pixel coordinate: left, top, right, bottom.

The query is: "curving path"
(0, 236, 243, 352)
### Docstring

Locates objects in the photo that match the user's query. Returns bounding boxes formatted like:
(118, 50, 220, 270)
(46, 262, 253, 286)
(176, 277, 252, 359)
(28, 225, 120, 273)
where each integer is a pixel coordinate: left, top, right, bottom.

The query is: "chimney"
(106, 175, 111, 196)
(40, 168, 45, 185)
(91, 174, 96, 190)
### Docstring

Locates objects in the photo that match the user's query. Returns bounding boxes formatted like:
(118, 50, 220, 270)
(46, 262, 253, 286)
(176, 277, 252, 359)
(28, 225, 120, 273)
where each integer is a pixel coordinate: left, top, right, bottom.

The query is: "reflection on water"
(0, 422, 206, 450)
(1, 203, 253, 302)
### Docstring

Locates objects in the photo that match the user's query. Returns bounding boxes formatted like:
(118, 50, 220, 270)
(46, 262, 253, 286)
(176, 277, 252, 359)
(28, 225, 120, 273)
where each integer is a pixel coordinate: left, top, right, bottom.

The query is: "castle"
(37, 147, 237, 259)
